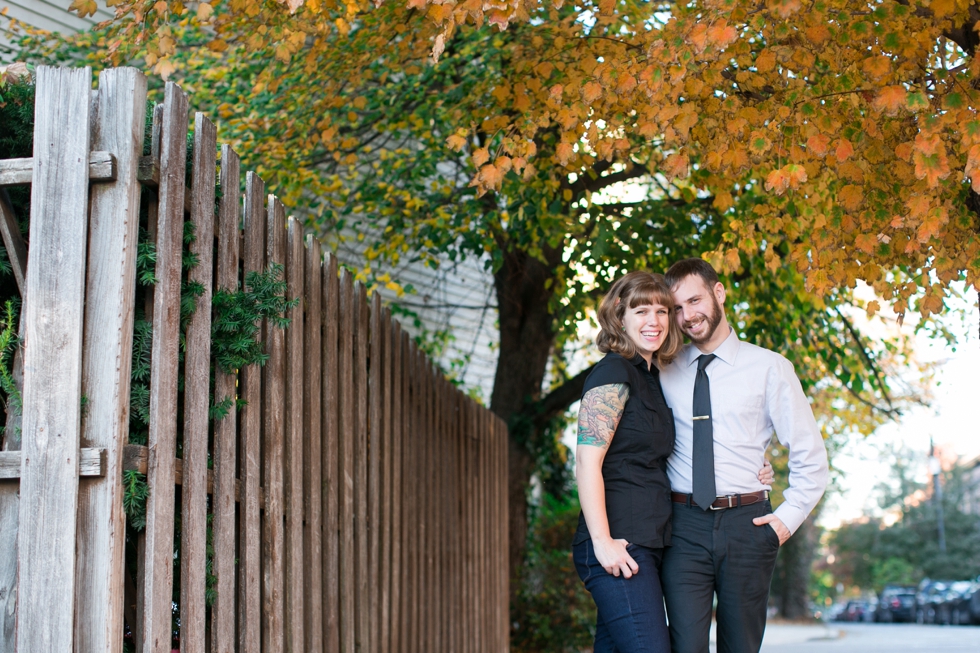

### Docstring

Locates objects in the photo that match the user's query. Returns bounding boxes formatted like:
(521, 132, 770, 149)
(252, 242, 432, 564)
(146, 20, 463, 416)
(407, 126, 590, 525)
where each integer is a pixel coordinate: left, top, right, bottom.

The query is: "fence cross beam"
(0, 151, 117, 187)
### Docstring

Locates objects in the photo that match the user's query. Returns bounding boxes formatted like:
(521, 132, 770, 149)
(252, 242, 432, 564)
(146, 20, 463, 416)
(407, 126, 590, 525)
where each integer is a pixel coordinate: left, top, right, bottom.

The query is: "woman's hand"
(758, 458, 774, 485)
(592, 536, 639, 578)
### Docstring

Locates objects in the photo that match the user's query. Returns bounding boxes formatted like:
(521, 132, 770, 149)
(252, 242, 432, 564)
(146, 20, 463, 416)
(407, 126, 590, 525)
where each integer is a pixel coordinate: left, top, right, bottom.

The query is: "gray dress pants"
(661, 500, 780, 653)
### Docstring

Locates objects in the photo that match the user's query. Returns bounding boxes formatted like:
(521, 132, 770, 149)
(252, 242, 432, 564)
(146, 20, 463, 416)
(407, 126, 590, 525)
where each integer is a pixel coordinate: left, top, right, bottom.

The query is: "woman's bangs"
(626, 282, 671, 310)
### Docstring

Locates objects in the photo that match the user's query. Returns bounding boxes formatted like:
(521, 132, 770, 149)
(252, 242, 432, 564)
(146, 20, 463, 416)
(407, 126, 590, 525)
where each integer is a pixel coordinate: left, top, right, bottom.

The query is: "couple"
(573, 259, 829, 653)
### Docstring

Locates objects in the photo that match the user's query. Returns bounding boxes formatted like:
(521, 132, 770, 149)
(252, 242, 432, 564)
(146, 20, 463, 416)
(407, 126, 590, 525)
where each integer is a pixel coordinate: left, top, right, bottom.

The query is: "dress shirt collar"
(684, 327, 741, 367)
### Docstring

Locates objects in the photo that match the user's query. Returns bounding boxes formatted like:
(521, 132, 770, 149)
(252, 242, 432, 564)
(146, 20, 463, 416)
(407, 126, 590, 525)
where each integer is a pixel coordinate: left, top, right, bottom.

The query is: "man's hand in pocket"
(752, 514, 790, 545)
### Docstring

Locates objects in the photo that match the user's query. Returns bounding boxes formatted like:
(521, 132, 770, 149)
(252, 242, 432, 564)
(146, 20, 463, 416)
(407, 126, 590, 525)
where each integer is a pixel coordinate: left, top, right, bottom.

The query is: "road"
(753, 622, 980, 652)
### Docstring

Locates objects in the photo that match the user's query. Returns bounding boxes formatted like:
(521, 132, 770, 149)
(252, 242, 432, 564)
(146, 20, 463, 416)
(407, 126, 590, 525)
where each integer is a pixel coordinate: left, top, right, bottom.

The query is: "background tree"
(18, 0, 934, 624)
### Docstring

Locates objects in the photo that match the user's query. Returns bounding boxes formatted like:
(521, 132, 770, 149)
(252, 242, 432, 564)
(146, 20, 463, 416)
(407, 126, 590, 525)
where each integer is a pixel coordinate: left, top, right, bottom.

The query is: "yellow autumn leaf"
(663, 152, 689, 179)
(446, 134, 468, 151)
(556, 142, 574, 166)
(472, 147, 490, 167)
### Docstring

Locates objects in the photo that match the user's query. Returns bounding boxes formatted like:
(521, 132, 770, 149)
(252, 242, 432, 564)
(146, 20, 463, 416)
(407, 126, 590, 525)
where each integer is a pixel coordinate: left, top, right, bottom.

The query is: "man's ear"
(713, 281, 727, 306)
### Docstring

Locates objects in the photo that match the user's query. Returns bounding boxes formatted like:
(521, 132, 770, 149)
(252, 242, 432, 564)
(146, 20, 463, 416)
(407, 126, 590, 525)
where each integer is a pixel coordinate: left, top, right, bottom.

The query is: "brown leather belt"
(671, 490, 769, 510)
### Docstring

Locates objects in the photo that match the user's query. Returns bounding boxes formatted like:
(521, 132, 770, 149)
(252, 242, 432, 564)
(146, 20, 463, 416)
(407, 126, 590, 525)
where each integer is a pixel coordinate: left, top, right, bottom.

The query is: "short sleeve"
(582, 354, 633, 397)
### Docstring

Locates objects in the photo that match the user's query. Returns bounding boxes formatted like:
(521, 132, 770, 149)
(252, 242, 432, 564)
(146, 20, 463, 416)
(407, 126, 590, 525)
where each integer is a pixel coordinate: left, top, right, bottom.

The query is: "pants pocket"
(573, 540, 594, 583)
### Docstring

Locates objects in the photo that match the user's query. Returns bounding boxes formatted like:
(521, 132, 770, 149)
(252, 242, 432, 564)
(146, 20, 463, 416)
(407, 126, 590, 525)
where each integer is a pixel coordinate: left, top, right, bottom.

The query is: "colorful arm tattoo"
(577, 383, 629, 448)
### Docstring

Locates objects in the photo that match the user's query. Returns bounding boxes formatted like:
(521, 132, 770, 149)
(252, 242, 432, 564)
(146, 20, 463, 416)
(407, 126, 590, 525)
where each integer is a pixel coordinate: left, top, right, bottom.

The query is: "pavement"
(748, 622, 980, 652)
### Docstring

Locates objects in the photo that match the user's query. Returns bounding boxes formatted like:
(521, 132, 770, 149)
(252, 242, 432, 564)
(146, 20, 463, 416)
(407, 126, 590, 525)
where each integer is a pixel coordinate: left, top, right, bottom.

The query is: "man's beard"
(683, 295, 723, 344)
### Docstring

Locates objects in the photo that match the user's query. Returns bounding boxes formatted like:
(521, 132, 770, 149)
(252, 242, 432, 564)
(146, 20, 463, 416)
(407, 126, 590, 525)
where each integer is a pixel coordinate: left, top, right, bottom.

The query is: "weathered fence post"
(76, 66, 147, 653)
(16, 64, 92, 653)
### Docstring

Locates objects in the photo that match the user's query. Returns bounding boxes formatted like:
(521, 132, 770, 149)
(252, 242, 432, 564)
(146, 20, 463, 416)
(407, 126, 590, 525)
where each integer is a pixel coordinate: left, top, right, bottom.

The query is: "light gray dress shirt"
(659, 328, 829, 535)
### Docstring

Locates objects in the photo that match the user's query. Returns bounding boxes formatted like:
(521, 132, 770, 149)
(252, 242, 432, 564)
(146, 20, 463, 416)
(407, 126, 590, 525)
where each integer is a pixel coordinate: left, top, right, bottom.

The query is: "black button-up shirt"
(573, 352, 676, 549)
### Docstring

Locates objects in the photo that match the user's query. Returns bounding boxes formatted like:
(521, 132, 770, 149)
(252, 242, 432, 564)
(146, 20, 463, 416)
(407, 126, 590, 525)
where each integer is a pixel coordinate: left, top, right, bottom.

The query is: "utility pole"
(929, 436, 947, 554)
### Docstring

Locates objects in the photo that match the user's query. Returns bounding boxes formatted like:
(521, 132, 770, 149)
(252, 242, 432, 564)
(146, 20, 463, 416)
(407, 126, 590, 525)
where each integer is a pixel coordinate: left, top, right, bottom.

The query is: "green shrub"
(512, 493, 596, 652)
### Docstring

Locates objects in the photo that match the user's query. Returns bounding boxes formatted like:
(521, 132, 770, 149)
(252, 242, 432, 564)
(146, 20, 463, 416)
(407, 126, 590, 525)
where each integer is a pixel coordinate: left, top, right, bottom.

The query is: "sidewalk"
(708, 620, 841, 649)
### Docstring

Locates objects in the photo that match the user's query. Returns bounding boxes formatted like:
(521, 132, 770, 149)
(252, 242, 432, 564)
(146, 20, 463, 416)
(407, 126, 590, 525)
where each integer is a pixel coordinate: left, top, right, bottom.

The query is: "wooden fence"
(0, 66, 509, 652)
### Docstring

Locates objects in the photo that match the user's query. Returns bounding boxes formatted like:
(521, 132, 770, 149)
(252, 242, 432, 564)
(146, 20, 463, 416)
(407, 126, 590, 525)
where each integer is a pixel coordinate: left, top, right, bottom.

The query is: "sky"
(820, 293, 980, 528)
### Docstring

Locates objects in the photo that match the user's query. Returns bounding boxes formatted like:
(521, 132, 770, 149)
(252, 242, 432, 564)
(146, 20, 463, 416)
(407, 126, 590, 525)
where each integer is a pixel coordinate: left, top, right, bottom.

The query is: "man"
(659, 258, 828, 653)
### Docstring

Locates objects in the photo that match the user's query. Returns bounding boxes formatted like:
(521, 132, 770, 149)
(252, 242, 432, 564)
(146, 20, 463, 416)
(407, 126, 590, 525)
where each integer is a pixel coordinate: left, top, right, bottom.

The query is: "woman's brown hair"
(595, 271, 683, 365)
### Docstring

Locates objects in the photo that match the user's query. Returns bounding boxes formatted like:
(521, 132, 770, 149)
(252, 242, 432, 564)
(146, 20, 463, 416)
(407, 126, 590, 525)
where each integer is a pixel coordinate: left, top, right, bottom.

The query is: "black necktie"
(692, 354, 717, 510)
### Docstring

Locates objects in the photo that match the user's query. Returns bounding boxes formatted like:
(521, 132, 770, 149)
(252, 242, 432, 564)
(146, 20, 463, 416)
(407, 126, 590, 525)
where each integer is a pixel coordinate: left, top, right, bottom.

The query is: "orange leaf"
(688, 23, 708, 53)
(583, 81, 603, 104)
(755, 50, 776, 73)
(707, 21, 738, 49)
(446, 133, 468, 151)
(770, 0, 802, 18)
(839, 184, 864, 211)
(806, 24, 831, 43)
(861, 55, 892, 80)
(765, 168, 789, 194)
(556, 142, 574, 166)
(664, 153, 689, 179)
(472, 147, 490, 167)
(807, 133, 830, 157)
(854, 233, 877, 254)
(873, 86, 906, 114)
(835, 139, 854, 162)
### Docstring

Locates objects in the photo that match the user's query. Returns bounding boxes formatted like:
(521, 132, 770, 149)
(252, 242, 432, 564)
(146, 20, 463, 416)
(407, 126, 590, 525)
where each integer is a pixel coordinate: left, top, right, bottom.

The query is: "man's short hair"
(665, 258, 720, 290)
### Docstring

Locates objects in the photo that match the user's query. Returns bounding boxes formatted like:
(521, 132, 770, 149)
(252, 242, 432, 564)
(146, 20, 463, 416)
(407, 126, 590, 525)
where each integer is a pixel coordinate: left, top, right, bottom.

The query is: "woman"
(573, 272, 772, 652)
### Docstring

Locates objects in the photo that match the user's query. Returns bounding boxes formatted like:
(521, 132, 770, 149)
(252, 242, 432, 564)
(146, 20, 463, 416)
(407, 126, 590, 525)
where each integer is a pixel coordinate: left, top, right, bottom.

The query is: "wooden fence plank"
(303, 236, 323, 653)
(378, 309, 393, 653)
(337, 269, 355, 653)
(179, 111, 217, 653)
(368, 292, 382, 653)
(387, 320, 402, 653)
(284, 217, 305, 653)
(211, 143, 241, 653)
(74, 66, 147, 653)
(395, 329, 410, 653)
(354, 283, 370, 652)
(140, 81, 189, 653)
(321, 254, 341, 652)
(16, 65, 92, 653)
(403, 342, 424, 651)
(239, 172, 265, 653)
(262, 197, 287, 653)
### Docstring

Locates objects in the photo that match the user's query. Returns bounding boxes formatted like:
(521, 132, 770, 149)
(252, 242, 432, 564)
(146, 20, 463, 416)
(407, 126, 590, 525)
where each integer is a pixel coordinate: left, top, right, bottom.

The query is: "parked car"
(941, 579, 980, 625)
(874, 585, 917, 623)
(838, 599, 874, 622)
(915, 579, 955, 624)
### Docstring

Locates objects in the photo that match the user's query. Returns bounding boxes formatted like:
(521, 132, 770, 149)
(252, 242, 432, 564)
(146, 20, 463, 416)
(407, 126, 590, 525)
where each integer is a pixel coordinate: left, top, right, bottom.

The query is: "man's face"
(671, 275, 724, 344)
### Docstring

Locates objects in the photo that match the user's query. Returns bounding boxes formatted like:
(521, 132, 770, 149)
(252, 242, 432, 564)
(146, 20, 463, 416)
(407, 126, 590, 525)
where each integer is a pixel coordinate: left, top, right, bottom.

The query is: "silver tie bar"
(693, 415, 710, 421)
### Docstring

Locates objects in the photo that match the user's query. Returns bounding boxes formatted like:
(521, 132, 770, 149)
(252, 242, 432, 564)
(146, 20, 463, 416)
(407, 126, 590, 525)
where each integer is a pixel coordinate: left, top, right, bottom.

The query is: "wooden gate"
(0, 66, 509, 653)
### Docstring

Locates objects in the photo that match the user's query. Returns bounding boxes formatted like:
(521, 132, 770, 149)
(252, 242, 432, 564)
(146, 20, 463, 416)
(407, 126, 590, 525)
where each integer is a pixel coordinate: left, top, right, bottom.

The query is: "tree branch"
(522, 364, 596, 431)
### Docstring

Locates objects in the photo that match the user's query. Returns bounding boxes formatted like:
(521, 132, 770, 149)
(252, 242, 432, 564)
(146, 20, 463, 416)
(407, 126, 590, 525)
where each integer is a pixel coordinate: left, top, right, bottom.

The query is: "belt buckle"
(709, 494, 734, 510)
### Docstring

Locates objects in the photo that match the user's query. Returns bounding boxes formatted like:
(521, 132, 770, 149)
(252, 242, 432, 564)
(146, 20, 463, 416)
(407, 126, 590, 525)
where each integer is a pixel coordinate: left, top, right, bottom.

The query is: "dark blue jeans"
(573, 539, 670, 653)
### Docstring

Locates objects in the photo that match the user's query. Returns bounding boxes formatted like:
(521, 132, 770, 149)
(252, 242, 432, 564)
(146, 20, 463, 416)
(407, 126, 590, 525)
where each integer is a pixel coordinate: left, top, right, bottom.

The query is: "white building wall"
(1, 0, 111, 61)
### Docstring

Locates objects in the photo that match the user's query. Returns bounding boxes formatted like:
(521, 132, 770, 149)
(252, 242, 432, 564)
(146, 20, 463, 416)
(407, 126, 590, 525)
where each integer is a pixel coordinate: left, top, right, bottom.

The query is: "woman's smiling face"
(621, 302, 670, 362)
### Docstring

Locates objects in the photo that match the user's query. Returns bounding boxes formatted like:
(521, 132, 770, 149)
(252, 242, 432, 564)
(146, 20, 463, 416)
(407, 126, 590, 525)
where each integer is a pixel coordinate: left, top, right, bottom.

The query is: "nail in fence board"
(239, 172, 265, 653)
(140, 81, 188, 653)
(261, 197, 286, 653)
(284, 217, 305, 653)
(211, 144, 241, 653)
(321, 255, 341, 652)
(16, 65, 92, 653)
(303, 236, 323, 653)
(75, 67, 147, 653)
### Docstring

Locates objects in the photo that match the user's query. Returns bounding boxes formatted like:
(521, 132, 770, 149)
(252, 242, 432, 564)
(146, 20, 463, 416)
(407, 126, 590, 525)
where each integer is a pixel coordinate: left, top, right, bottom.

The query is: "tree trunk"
(488, 244, 561, 595)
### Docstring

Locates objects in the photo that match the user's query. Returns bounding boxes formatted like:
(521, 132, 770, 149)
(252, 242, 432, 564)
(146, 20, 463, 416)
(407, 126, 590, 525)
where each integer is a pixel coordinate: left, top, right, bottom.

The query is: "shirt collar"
(684, 327, 740, 367)
(629, 353, 656, 373)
